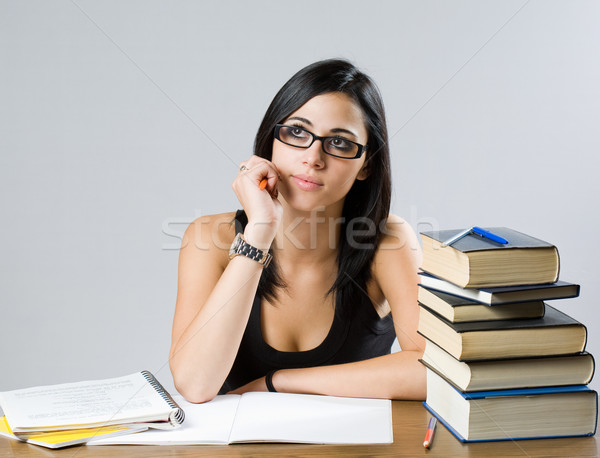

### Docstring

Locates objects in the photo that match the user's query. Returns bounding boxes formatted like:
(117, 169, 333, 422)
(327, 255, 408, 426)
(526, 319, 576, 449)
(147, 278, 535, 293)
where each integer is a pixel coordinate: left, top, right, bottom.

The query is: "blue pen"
(472, 226, 508, 245)
(441, 226, 509, 247)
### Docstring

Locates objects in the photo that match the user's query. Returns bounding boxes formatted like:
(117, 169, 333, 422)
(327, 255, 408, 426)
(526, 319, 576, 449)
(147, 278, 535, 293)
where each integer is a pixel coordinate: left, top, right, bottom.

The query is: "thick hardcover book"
(424, 369, 598, 442)
(420, 228, 560, 287)
(420, 338, 595, 392)
(419, 272, 580, 305)
(418, 286, 545, 323)
(417, 304, 587, 360)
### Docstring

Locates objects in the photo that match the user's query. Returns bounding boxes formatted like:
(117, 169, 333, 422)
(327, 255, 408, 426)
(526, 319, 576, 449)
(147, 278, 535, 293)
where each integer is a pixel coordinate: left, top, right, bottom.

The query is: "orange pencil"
(259, 178, 268, 190)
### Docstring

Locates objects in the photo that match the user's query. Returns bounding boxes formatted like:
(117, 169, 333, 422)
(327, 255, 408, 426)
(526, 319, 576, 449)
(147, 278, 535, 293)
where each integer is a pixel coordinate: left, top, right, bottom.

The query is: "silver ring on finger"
(239, 165, 249, 172)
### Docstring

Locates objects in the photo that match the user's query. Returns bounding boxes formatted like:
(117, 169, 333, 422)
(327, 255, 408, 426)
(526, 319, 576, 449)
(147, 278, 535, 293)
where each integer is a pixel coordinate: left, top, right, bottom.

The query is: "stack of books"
(417, 227, 598, 442)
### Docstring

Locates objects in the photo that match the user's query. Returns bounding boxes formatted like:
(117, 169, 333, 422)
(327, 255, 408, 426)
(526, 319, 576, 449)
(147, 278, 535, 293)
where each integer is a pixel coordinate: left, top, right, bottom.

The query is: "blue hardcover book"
(424, 369, 598, 442)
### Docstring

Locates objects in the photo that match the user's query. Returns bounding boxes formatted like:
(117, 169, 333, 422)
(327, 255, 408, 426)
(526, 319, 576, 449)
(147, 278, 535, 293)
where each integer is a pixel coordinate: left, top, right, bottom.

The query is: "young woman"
(169, 59, 426, 403)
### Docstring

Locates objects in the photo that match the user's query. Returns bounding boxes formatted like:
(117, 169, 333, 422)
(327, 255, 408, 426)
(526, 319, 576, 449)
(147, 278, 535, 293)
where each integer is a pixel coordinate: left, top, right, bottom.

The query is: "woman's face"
(272, 92, 369, 215)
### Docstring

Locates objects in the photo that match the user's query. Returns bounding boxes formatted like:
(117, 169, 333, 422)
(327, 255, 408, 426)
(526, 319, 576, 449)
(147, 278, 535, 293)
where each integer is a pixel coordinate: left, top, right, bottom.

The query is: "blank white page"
(89, 395, 240, 445)
(229, 392, 393, 444)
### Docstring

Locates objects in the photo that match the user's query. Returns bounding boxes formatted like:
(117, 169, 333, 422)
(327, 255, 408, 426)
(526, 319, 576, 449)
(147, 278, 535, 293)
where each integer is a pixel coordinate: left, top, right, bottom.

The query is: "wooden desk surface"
(0, 401, 597, 457)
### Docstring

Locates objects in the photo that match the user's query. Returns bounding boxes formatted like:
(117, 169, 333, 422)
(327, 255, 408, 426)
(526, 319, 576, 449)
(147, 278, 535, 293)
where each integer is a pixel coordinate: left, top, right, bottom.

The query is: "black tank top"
(220, 210, 396, 394)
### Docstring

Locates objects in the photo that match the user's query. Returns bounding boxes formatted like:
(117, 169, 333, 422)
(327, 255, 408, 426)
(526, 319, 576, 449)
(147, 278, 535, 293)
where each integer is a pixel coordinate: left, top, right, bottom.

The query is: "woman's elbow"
(170, 363, 220, 404)
(173, 376, 219, 404)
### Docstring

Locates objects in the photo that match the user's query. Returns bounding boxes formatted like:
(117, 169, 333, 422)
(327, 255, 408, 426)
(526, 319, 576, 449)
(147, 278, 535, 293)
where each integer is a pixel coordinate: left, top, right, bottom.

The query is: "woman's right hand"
(232, 156, 283, 250)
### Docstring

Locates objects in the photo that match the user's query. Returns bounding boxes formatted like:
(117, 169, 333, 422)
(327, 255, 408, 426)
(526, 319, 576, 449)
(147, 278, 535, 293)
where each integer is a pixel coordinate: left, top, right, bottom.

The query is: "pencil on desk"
(423, 416, 437, 449)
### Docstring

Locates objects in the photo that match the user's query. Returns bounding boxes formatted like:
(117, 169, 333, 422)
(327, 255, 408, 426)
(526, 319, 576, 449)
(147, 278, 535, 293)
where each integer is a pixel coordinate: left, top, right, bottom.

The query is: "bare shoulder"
(180, 211, 238, 268)
(372, 214, 422, 280)
(183, 211, 238, 247)
(377, 214, 421, 253)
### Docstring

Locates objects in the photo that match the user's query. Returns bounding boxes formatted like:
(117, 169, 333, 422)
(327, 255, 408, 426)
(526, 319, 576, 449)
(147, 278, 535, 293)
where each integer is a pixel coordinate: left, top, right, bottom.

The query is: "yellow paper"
(0, 416, 146, 448)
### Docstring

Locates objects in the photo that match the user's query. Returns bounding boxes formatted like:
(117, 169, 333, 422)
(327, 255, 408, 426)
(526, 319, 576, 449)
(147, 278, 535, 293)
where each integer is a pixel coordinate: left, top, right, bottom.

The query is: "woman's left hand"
(227, 376, 268, 395)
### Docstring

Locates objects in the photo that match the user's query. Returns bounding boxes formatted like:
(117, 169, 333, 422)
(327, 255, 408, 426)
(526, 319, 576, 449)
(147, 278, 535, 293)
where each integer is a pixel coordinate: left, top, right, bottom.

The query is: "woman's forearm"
(169, 255, 264, 403)
(272, 350, 426, 400)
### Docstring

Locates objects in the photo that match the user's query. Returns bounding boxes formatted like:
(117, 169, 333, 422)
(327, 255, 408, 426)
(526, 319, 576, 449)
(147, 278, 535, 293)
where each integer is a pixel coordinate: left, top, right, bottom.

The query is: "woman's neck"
(272, 203, 344, 266)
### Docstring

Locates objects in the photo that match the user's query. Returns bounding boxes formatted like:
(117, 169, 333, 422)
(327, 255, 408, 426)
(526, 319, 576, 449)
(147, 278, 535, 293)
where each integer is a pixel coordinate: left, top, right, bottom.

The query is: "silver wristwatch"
(228, 233, 272, 268)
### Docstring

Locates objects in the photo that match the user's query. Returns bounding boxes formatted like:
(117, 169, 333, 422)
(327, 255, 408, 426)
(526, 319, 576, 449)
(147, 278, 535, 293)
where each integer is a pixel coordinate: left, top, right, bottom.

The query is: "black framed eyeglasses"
(274, 124, 367, 159)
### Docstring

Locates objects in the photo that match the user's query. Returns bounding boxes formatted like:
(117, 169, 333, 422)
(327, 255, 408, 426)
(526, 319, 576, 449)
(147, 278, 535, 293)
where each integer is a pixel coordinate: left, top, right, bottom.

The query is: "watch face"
(229, 233, 242, 258)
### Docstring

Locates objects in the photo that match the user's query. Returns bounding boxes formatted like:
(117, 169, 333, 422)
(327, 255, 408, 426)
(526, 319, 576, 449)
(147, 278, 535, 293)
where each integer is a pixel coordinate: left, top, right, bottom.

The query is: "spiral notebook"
(0, 371, 184, 438)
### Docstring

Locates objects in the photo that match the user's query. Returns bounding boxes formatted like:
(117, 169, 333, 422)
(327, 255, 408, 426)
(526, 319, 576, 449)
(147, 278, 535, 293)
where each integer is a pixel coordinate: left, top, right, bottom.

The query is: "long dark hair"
(251, 58, 392, 311)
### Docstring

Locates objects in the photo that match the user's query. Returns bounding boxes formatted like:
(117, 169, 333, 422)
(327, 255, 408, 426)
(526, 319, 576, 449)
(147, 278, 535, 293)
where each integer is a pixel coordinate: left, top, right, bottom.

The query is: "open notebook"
(89, 392, 393, 445)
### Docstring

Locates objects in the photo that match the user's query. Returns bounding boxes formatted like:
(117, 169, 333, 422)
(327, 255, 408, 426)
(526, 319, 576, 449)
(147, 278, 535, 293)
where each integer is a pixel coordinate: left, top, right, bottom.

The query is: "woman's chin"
(279, 192, 344, 216)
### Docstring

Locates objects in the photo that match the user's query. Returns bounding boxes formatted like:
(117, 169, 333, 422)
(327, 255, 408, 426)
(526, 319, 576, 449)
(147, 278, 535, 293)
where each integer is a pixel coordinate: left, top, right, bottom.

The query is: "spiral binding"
(141, 370, 185, 425)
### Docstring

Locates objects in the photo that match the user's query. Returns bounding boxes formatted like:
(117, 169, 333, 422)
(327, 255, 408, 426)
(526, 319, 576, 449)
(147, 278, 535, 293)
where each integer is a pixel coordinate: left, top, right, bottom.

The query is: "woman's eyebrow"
(286, 116, 312, 126)
(286, 116, 358, 139)
(329, 127, 358, 139)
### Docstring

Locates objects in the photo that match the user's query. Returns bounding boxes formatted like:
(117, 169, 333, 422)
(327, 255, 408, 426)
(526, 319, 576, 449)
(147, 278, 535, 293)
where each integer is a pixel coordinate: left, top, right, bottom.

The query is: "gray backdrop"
(1, 0, 599, 396)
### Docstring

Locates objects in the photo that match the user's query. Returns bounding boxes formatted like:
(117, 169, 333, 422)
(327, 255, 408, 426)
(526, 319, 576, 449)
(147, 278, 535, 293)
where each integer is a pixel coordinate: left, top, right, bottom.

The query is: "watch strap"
(229, 233, 272, 268)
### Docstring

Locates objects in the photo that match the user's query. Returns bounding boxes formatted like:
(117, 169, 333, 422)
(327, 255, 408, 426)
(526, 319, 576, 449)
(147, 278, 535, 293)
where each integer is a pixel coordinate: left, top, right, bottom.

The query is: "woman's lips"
(291, 174, 323, 191)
